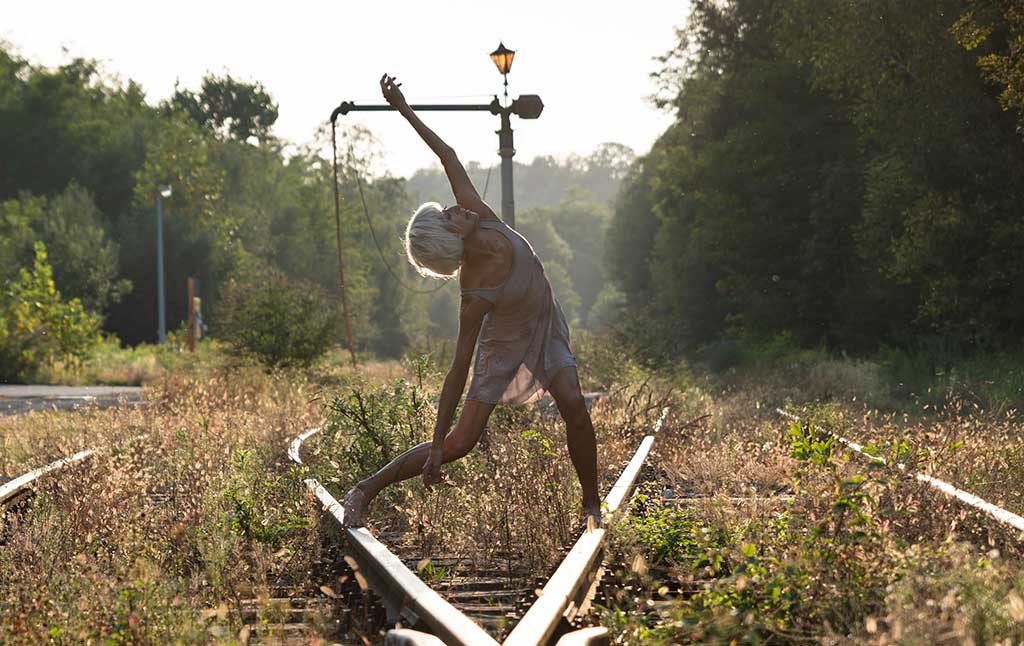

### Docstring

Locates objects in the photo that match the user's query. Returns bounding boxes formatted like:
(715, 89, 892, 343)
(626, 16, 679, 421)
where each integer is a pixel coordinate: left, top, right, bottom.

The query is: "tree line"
(606, 0, 1024, 361)
(0, 43, 625, 374)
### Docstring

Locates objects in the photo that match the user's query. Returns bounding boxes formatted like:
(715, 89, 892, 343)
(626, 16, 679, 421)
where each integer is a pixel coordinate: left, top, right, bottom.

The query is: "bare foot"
(342, 486, 369, 528)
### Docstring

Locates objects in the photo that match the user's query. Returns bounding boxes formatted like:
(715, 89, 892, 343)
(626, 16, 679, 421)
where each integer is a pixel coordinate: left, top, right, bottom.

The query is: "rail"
(291, 407, 668, 646)
(291, 429, 501, 646)
(0, 449, 94, 506)
(503, 409, 667, 646)
(777, 408, 1024, 534)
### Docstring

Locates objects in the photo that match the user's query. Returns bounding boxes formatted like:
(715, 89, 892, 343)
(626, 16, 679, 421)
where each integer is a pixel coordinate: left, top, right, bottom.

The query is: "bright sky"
(3, 1, 688, 178)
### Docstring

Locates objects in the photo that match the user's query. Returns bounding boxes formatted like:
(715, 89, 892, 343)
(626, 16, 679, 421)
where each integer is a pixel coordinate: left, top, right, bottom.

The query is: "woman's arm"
(380, 74, 496, 218)
(422, 294, 492, 484)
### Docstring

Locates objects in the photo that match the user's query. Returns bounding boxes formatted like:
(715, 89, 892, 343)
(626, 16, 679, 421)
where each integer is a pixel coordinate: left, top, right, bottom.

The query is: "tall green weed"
(0, 241, 101, 382)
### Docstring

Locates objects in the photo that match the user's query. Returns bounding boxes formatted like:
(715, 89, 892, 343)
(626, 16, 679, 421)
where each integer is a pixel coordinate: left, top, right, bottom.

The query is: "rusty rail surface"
(777, 408, 1024, 534)
(291, 407, 668, 645)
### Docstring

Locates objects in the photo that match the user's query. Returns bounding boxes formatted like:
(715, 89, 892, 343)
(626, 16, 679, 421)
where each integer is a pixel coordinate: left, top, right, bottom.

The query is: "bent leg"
(547, 366, 600, 517)
(354, 399, 495, 502)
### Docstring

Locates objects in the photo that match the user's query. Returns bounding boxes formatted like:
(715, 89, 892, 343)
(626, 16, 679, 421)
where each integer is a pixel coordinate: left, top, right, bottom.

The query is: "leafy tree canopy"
(167, 73, 279, 144)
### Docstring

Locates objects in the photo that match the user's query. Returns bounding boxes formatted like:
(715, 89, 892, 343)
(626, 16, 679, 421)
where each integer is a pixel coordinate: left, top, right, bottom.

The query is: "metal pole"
(156, 194, 166, 345)
(335, 98, 526, 227)
(497, 109, 515, 227)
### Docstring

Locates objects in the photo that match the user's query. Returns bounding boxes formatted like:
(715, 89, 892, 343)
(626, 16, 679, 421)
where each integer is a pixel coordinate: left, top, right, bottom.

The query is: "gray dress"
(463, 218, 577, 405)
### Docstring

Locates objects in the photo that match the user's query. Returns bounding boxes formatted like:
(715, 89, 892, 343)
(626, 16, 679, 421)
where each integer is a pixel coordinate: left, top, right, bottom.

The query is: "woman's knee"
(443, 404, 493, 459)
(444, 428, 479, 459)
(562, 396, 591, 427)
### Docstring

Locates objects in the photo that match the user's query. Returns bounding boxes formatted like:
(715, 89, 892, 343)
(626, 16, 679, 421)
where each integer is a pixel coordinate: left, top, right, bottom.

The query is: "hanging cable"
(343, 144, 450, 295)
(330, 119, 358, 366)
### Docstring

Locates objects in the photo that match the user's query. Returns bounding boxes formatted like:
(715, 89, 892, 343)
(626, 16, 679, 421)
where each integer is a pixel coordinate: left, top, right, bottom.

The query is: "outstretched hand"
(380, 74, 408, 110)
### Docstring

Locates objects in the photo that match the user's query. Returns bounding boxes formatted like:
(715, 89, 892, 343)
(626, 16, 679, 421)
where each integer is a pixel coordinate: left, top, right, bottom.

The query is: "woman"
(341, 74, 600, 528)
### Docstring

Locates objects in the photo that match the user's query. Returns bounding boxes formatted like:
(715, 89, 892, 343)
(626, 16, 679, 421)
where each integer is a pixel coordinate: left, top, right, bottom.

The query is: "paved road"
(0, 385, 143, 415)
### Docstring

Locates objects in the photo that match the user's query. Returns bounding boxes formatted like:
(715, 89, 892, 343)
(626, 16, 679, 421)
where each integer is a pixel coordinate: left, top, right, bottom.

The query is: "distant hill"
(404, 142, 635, 210)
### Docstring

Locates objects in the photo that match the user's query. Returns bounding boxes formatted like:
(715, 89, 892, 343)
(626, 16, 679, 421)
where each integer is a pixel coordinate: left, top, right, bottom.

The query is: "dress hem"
(465, 359, 577, 406)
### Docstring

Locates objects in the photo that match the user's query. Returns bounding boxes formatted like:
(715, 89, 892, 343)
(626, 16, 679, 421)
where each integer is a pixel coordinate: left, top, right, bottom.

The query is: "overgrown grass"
(694, 333, 1024, 416)
(0, 355, 403, 643)
(7, 331, 1022, 644)
(28, 333, 408, 388)
(307, 350, 681, 581)
(600, 339, 1024, 645)
(1, 336, 682, 643)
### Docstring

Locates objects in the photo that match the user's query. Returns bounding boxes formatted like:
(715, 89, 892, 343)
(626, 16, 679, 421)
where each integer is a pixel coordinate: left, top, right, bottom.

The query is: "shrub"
(0, 241, 101, 382)
(318, 377, 433, 483)
(216, 267, 340, 369)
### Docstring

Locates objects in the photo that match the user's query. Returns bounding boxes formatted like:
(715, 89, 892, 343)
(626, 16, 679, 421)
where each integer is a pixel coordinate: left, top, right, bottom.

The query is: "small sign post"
(187, 277, 196, 353)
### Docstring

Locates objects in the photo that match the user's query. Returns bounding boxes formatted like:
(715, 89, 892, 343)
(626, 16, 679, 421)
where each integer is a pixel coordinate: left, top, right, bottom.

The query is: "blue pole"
(156, 194, 166, 345)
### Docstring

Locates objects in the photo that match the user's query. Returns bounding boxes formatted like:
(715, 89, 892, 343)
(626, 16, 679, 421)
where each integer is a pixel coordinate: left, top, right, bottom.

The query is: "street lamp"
(156, 184, 171, 345)
(489, 42, 515, 105)
(487, 42, 543, 228)
(330, 42, 541, 227)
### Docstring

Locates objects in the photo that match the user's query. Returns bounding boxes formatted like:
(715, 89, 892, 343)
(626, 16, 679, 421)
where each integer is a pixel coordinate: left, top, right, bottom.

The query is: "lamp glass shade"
(158, 185, 172, 198)
(489, 42, 515, 75)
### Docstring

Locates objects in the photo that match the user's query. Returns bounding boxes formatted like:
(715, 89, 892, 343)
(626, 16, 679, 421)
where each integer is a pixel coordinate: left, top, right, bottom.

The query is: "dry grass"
(601, 356, 1024, 645)
(1, 342, 683, 643)
(8, 337, 1023, 645)
(0, 357, 405, 643)
(308, 369, 682, 580)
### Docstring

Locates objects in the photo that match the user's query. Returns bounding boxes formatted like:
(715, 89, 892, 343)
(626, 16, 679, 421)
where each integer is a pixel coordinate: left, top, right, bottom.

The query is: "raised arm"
(380, 74, 496, 218)
(421, 294, 492, 484)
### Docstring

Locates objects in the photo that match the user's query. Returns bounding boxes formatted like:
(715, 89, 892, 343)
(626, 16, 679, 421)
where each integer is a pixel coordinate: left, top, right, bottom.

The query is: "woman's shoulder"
(460, 228, 514, 291)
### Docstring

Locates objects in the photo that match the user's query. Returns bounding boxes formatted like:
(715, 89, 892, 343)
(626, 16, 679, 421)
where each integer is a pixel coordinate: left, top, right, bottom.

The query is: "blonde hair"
(404, 202, 463, 278)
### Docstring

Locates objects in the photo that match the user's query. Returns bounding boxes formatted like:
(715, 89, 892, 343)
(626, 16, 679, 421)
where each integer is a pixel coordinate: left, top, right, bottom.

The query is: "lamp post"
(156, 184, 171, 345)
(330, 43, 541, 228)
(489, 42, 519, 227)
(489, 42, 515, 106)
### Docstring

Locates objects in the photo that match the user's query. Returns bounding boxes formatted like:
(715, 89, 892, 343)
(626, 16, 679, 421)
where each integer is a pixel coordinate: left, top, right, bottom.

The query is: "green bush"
(216, 267, 341, 369)
(0, 241, 101, 382)
(318, 377, 433, 483)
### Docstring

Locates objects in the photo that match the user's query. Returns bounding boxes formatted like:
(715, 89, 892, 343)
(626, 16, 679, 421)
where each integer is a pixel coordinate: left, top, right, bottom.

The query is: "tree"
(0, 242, 101, 382)
(216, 265, 340, 369)
(783, 0, 1024, 346)
(168, 73, 279, 144)
(0, 184, 129, 316)
(953, 1, 1024, 130)
(403, 143, 633, 212)
(0, 49, 152, 220)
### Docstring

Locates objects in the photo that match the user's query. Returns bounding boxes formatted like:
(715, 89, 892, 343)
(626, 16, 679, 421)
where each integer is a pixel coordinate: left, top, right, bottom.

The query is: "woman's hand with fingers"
(380, 73, 408, 110)
(422, 445, 443, 486)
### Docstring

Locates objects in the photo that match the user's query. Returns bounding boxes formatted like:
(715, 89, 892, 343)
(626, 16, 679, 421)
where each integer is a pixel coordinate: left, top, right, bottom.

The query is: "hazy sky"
(3, 1, 688, 178)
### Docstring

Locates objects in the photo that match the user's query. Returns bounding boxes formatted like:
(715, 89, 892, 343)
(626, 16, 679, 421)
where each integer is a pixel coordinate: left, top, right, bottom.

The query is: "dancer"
(342, 74, 600, 528)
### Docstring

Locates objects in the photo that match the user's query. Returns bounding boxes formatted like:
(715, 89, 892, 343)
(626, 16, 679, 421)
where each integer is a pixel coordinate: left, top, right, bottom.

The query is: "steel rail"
(290, 428, 501, 646)
(291, 406, 668, 646)
(777, 408, 1024, 534)
(502, 408, 668, 646)
(0, 449, 94, 506)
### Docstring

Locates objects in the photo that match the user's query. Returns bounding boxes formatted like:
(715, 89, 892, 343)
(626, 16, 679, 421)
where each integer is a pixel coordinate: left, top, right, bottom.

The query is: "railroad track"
(6, 398, 1021, 644)
(776, 408, 1024, 535)
(290, 409, 669, 646)
(0, 449, 94, 540)
(290, 404, 1024, 645)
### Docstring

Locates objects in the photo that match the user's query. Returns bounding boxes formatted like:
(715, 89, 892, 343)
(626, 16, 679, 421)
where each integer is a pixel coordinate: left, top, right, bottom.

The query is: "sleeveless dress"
(462, 218, 577, 405)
